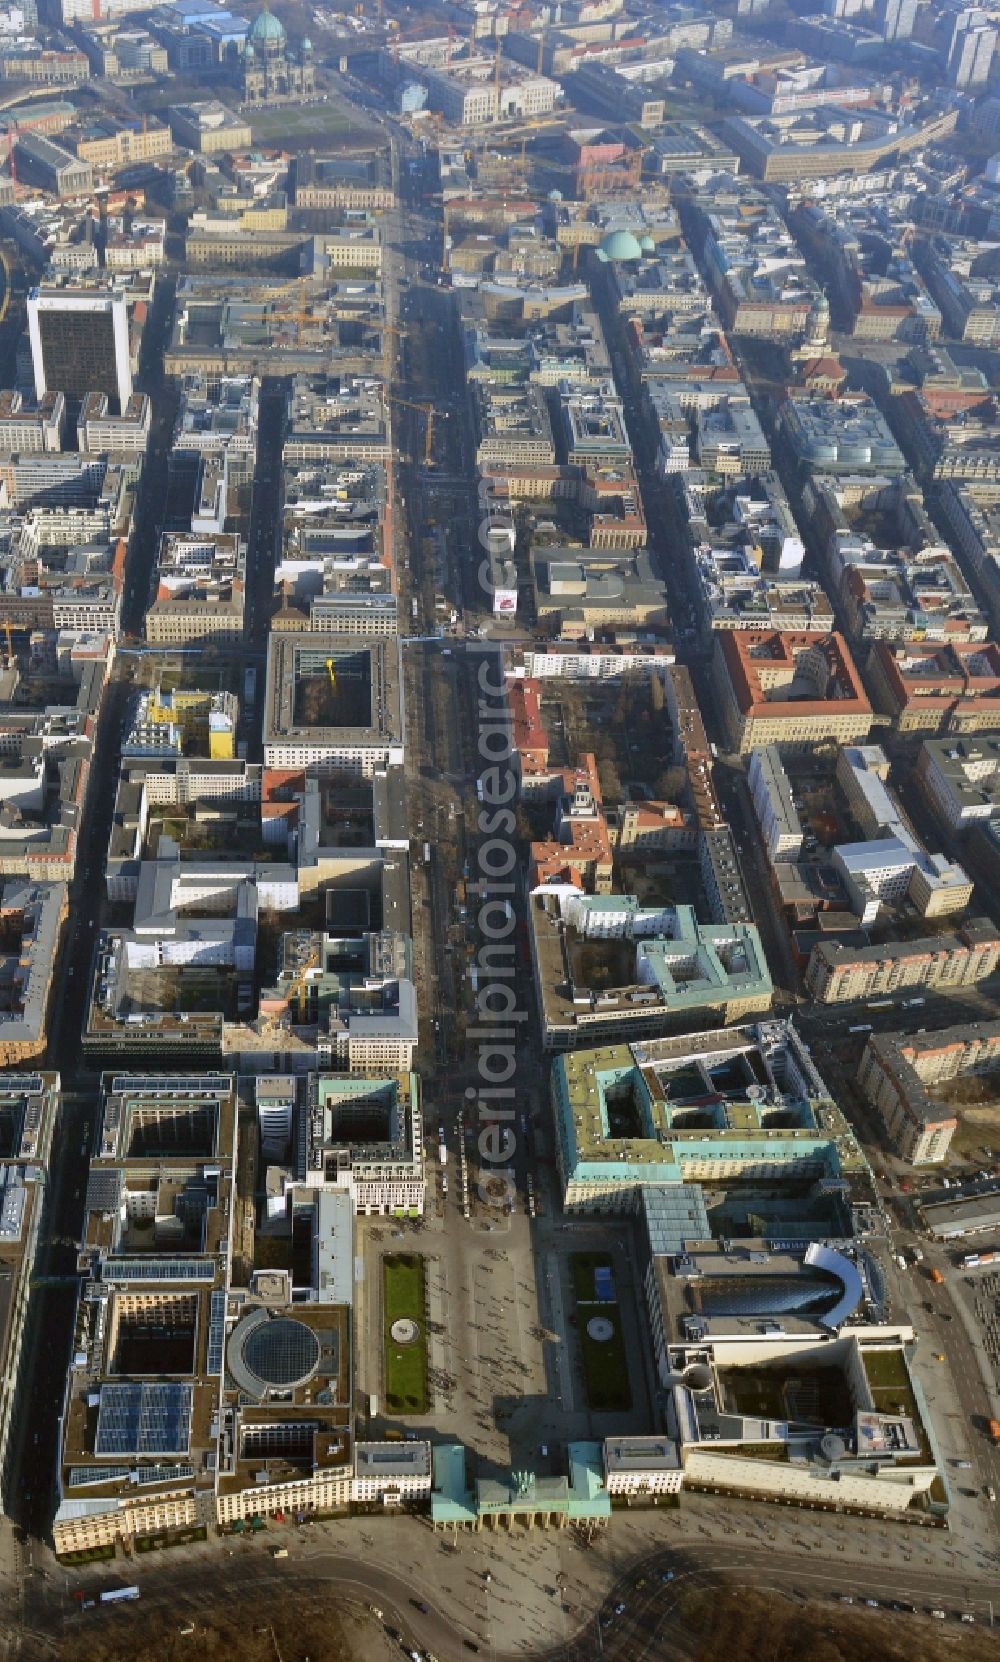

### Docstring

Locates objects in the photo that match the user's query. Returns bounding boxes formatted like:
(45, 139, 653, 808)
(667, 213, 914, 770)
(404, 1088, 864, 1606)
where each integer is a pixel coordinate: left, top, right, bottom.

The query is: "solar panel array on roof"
(207, 1289, 226, 1375)
(134, 1463, 195, 1486)
(67, 1464, 131, 1487)
(99, 1257, 215, 1282)
(86, 1169, 124, 1212)
(94, 1383, 192, 1458)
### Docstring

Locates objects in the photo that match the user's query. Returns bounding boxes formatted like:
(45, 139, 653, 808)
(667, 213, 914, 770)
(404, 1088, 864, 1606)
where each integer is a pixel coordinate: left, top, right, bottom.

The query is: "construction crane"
(325, 658, 337, 691)
(287, 940, 320, 1025)
(391, 395, 447, 467)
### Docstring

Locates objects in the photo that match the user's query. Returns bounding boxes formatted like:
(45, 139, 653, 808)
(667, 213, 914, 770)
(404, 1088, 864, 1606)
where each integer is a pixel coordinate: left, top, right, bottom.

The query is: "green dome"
(597, 229, 643, 263)
(249, 7, 286, 44)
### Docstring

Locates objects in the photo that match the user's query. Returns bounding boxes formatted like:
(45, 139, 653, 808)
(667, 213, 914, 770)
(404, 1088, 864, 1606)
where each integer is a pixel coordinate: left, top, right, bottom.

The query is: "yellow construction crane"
(325, 658, 337, 691)
(288, 941, 320, 1025)
(391, 395, 447, 466)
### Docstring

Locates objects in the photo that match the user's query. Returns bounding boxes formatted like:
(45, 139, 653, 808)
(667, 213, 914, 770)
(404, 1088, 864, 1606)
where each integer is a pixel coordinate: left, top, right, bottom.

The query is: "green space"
(383, 1253, 429, 1415)
(717, 1442, 789, 1463)
(862, 1349, 909, 1392)
(250, 101, 376, 148)
(571, 1252, 613, 1304)
(135, 1525, 207, 1553)
(56, 1543, 116, 1565)
(862, 1349, 928, 1448)
(718, 1363, 853, 1428)
(571, 1252, 632, 1414)
(157, 664, 225, 694)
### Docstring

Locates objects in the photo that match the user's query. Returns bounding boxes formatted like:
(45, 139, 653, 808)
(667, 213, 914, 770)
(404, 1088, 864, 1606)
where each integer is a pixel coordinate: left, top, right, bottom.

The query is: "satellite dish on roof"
(683, 1362, 712, 1392)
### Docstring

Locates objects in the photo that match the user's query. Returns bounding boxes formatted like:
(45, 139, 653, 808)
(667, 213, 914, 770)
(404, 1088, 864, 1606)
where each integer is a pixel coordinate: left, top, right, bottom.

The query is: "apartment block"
(854, 1025, 1000, 1163)
(805, 918, 1000, 1002)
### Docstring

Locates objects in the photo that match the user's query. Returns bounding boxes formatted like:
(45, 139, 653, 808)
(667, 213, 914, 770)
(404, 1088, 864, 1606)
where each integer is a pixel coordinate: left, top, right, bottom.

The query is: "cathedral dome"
(595, 229, 643, 263)
(249, 7, 286, 46)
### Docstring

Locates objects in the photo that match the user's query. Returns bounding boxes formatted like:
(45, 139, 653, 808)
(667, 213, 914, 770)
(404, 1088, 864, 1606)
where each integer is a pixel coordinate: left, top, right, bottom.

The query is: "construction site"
(292, 652, 373, 731)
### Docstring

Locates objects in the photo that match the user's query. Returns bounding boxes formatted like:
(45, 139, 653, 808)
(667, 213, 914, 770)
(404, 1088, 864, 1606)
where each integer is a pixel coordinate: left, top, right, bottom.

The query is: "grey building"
(14, 132, 92, 199)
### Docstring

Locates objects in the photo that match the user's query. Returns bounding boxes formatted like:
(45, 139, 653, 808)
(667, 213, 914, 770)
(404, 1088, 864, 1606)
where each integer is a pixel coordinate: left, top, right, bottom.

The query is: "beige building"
(854, 1026, 994, 1164)
(145, 531, 246, 648)
(52, 1075, 239, 1559)
(293, 151, 394, 212)
(69, 119, 172, 170)
(167, 101, 252, 155)
(323, 229, 383, 273)
(713, 628, 873, 756)
(806, 918, 1000, 1003)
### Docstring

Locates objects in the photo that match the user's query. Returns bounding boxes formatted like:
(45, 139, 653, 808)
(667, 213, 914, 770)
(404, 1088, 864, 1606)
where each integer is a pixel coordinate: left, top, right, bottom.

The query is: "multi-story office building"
(284, 375, 389, 464)
(77, 391, 150, 455)
(476, 384, 555, 469)
(261, 922, 417, 1074)
(666, 1325, 940, 1517)
(145, 532, 246, 648)
(0, 390, 65, 453)
(52, 1074, 238, 1557)
(529, 892, 772, 1050)
(167, 101, 253, 155)
(917, 734, 1000, 831)
(27, 286, 132, 408)
(0, 1075, 59, 1512)
(713, 629, 873, 755)
(779, 395, 905, 478)
(868, 640, 1000, 735)
(550, 1020, 862, 1211)
(257, 1072, 425, 1215)
(263, 634, 404, 775)
(748, 746, 803, 862)
(831, 745, 972, 921)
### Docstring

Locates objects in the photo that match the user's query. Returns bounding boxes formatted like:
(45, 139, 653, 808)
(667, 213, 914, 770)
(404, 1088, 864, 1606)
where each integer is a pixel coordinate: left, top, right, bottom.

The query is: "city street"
(14, 1488, 1000, 1661)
